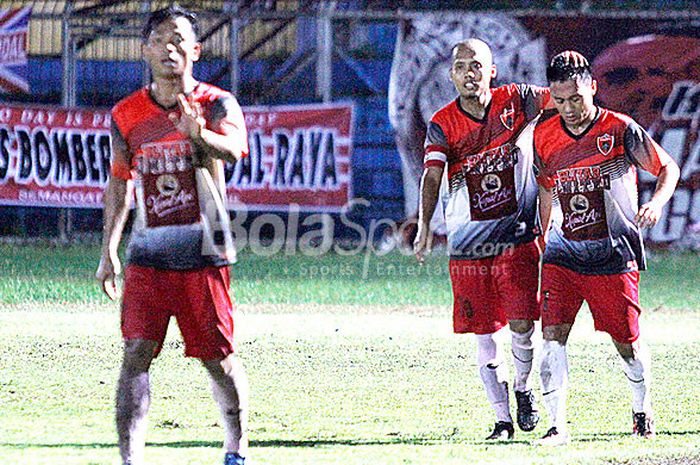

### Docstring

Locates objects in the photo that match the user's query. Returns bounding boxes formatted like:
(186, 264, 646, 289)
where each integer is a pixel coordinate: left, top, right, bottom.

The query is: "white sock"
(476, 333, 512, 423)
(511, 326, 535, 392)
(620, 343, 652, 413)
(540, 340, 568, 431)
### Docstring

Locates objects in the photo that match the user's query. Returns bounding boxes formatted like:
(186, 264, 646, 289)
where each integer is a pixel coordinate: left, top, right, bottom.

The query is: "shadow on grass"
(575, 430, 700, 442)
(6, 431, 696, 450)
(1, 437, 532, 449)
(0, 439, 429, 449)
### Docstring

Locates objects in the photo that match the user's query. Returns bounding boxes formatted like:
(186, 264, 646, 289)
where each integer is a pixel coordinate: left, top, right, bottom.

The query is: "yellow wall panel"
(0, 1, 298, 60)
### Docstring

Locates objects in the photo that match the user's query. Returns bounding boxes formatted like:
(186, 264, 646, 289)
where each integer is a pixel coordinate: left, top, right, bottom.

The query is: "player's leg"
(476, 331, 514, 440)
(585, 270, 653, 438)
(176, 266, 249, 463)
(450, 259, 512, 439)
(509, 319, 535, 392)
(116, 339, 159, 465)
(538, 323, 573, 445)
(497, 241, 542, 431)
(509, 319, 539, 431)
(117, 265, 171, 465)
(613, 339, 654, 438)
(537, 264, 582, 445)
(202, 354, 250, 463)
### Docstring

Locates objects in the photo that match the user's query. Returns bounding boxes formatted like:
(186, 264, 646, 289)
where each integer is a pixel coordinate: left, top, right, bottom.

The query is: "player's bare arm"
(624, 123, 681, 229)
(636, 156, 680, 229)
(170, 93, 246, 164)
(537, 185, 553, 247)
(414, 165, 443, 263)
(96, 124, 133, 300)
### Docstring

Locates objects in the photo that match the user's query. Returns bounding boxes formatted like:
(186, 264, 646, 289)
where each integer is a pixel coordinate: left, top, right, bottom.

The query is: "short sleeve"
(517, 84, 551, 120)
(533, 137, 555, 189)
(109, 116, 132, 181)
(208, 95, 249, 159)
(623, 121, 672, 177)
(424, 121, 448, 168)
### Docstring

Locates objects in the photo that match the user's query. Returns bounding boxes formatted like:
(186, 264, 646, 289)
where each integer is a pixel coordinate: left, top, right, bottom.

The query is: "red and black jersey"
(110, 82, 247, 270)
(534, 106, 672, 274)
(424, 83, 550, 259)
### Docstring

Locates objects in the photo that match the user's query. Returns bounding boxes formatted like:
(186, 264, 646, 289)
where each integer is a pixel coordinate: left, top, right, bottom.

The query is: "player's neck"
(149, 75, 199, 108)
(459, 91, 491, 120)
(563, 106, 598, 136)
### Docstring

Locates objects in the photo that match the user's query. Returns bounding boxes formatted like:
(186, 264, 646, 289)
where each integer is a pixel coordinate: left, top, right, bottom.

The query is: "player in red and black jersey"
(533, 52, 680, 445)
(95, 6, 249, 465)
(414, 38, 586, 440)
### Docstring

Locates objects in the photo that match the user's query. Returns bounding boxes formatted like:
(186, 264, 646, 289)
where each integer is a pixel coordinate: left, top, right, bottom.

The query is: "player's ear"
(490, 64, 497, 79)
(591, 79, 597, 96)
(192, 42, 202, 62)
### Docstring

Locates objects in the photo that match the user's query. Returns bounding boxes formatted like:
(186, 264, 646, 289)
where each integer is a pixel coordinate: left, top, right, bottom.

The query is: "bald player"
(414, 39, 572, 439)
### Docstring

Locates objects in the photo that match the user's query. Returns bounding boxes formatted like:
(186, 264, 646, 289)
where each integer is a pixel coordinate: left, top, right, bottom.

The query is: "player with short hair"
(534, 52, 680, 445)
(413, 39, 583, 439)
(95, 5, 249, 465)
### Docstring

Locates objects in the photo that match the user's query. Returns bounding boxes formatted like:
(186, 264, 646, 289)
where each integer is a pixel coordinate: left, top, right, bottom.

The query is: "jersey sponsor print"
(137, 140, 200, 228)
(556, 165, 610, 241)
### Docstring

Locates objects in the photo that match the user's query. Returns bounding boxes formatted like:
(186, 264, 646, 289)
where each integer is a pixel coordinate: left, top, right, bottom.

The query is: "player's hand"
(96, 254, 121, 301)
(556, 50, 589, 68)
(413, 225, 432, 264)
(636, 200, 663, 229)
(170, 93, 206, 140)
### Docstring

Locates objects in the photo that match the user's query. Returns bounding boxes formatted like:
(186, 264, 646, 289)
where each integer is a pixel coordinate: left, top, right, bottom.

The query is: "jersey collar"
(560, 106, 601, 140)
(455, 93, 492, 124)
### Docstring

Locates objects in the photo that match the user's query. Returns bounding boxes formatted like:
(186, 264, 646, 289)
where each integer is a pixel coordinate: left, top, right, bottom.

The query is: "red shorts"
(449, 241, 541, 335)
(121, 265, 235, 359)
(540, 264, 641, 343)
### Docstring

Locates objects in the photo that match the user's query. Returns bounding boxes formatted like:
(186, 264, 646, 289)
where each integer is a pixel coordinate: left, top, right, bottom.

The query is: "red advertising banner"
(0, 102, 354, 212)
(228, 102, 353, 212)
(0, 105, 111, 207)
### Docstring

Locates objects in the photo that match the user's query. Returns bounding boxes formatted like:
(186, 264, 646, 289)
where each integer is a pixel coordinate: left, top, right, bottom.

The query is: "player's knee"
(613, 339, 635, 359)
(121, 339, 157, 371)
(202, 353, 244, 377)
(509, 319, 533, 334)
(201, 356, 226, 375)
(510, 322, 535, 351)
(543, 324, 569, 344)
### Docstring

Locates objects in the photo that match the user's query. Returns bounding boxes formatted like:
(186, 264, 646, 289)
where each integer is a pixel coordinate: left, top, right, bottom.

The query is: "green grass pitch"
(1, 244, 699, 464)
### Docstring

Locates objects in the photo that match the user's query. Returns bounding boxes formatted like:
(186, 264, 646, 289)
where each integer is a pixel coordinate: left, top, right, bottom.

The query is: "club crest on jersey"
(500, 106, 515, 131)
(596, 133, 614, 156)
